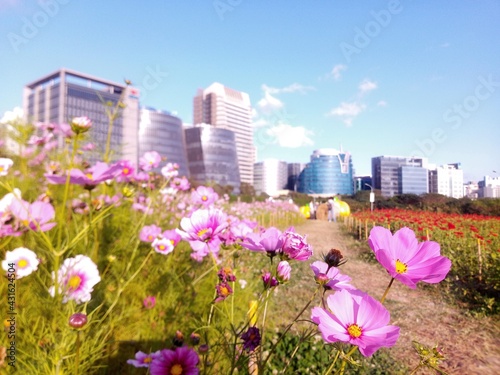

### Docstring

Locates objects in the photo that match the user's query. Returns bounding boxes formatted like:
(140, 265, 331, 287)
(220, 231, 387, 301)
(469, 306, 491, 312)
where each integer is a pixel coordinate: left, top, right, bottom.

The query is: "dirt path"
(282, 220, 500, 375)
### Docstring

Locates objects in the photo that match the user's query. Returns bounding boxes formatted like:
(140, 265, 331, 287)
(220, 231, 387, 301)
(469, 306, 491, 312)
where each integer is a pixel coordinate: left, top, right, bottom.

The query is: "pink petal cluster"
(311, 289, 400, 357)
(310, 261, 354, 291)
(10, 199, 56, 232)
(191, 186, 218, 206)
(149, 346, 199, 375)
(45, 162, 121, 189)
(139, 151, 162, 171)
(368, 227, 452, 289)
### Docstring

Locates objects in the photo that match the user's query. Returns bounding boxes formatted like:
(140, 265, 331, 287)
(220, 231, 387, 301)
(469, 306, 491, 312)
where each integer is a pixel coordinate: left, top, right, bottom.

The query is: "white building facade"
(253, 159, 288, 197)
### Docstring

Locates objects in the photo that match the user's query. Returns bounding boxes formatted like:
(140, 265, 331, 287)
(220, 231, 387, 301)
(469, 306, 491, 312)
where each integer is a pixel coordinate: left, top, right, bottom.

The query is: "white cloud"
(358, 79, 377, 95)
(257, 91, 284, 114)
(252, 118, 269, 128)
(265, 124, 314, 148)
(377, 100, 387, 107)
(262, 83, 315, 95)
(1, 107, 23, 123)
(327, 102, 366, 126)
(330, 64, 347, 81)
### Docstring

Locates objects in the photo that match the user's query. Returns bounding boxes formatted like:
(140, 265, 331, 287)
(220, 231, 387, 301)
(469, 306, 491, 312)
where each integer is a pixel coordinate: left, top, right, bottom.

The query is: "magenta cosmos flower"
(150, 346, 199, 375)
(176, 209, 228, 261)
(311, 289, 400, 357)
(281, 227, 313, 261)
(240, 227, 284, 258)
(310, 261, 354, 291)
(368, 227, 452, 289)
(49, 255, 101, 304)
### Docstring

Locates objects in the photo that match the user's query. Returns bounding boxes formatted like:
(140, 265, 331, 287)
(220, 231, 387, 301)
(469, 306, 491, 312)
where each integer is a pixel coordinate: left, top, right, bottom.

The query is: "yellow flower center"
(123, 167, 130, 175)
(18, 259, 28, 268)
(170, 239, 175, 245)
(347, 324, 362, 338)
(147, 235, 153, 241)
(143, 356, 152, 364)
(158, 245, 166, 251)
(219, 286, 230, 297)
(170, 363, 183, 375)
(86, 173, 94, 180)
(0, 166, 4, 172)
(395, 259, 408, 274)
(197, 228, 209, 237)
(201, 195, 208, 201)
(68, 275, 82, 290)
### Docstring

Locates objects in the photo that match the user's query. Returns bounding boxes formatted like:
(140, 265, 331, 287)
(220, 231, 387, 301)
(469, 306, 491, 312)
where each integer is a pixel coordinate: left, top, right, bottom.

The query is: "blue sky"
(1, 0, 499, 181)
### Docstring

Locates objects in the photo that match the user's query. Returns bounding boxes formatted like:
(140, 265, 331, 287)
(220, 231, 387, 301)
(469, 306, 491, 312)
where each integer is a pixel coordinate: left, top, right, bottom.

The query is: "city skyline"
(1, 0, 499, 182)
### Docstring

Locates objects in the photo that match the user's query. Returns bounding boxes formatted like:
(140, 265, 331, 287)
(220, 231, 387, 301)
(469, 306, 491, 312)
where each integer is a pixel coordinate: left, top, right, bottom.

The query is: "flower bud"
(190, 333, 201, 345)
(315, 272, 330, 286)
(323, 248, 346, 268)
(70, 116, 92, 134)
(173, 330, 184, 347)
(69, 313, 88, 329)
(276, 261, 291, 283)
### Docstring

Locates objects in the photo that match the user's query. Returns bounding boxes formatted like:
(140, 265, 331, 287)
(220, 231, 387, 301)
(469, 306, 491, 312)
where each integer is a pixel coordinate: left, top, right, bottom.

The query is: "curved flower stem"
(408, 364, 422, 375)
(338, 346, 358, 375)
(260, 285, 321, 371)
(322, 348, 340, 375)
(380, 277, 395, 304)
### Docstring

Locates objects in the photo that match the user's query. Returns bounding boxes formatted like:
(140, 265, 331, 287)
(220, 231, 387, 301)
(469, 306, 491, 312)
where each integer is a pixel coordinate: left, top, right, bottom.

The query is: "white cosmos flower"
(2, 247, 39, 278)
(0, 158, 14, 176)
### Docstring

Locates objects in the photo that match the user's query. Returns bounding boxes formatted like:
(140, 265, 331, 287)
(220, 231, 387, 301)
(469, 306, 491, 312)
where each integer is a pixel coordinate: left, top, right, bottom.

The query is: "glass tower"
(298, 149, 354, 195)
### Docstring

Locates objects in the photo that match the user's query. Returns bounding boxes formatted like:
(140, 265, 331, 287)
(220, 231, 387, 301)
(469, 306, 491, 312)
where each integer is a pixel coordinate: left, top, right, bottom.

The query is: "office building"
(298, 148, 354, 196)
(139, 107, 189, 177)
(428, 163, 464, 198)
(372, 156, 428, 197)
(479, 176, 500, 198)
(23, 68, 140, 165)
(193, 82, 254, 185)
(253, 159, 288, 197)
(184, 125, 240, 190)
(287, 163, 306, 192)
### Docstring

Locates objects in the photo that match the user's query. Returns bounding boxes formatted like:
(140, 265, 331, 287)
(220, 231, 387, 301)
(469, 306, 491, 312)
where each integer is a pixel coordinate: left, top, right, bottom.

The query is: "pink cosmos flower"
(310, 261, 355, 291)
(161, 229, 181, 247)
(281, 227, 313, 261)
(143, 296, 156, 309)
(127, 350, 161, 368)
(368, 227, 452, 289)
(171, 176, 190, 191)
(139, 151, 162, 171)
(49, 255, 101, 304)
(140, 224, 162, 243)
(176, 209, 228, 262)
(311, 289, 400, 357)
(115, 159, 135, 182)
(161, 162, 179, 179)
(277, 260, 292, 283)
(45, 162, 121, 189)
(10, 199, 56, 232)
(152, 237, 174, 255)
(240, 227, 284, 258)
(191, 186, 218, 206)
(262, 272, 278, 288)
(150, 346, 199, 375)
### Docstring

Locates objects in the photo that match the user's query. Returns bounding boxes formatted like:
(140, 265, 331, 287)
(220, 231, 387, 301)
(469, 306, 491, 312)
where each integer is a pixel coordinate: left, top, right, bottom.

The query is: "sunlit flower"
(310, 261, 354, 291)
(1, 247, 39, 278)
(241, 327, 261, 352)
(0, 158, 14, 176)
(152, 237, 174, 255)
(311, 289, 400, 357)
(127, 350, 161, 368)
(150, 346, 199, 375)
(139, 224, 162, 243)
(368, 227, 452, 289)
(139, 151, 162, 171)
(191, 186, 218, 206)
(240, 227, 284, 258)
(176, 209, 228, 262)
(49, 255, 101, 304)
(281, 227, 313, 261)
(161, 162, 179, 179)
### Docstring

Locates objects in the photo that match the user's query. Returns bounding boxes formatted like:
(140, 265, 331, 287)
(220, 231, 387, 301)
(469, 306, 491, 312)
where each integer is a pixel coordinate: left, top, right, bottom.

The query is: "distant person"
(327, 198, 334, 222)
(309, 200, 316, 219)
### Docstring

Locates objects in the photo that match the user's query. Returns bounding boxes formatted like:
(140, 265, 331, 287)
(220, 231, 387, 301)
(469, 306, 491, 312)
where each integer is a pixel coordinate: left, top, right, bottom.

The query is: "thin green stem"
(323, 349, 340, 375)
(338, 346, 358, 375)
(380, 277, 395, 304)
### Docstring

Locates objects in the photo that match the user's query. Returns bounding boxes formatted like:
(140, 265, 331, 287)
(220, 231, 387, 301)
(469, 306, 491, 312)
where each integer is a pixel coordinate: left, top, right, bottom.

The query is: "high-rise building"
(184, 125, 240, 190)
(287, 163, 306, 192)
(23, 68, 140, 165)
(193, 82, 254, 185)
(139, 107, 189, 177)
(428, 163, 464, 198)
(298, 148, 354, 196)
(372, 156, 428, 197)
(253, 159, 288, 197)
(479, 176, 500, 198)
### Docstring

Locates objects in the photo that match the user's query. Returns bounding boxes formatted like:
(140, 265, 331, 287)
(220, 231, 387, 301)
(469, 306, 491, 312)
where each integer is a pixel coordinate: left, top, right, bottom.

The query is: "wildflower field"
(344, 209, 500, 315)
(1, 114, 457, 374)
